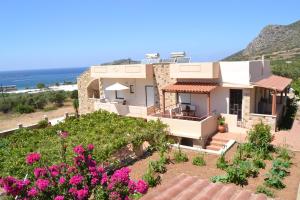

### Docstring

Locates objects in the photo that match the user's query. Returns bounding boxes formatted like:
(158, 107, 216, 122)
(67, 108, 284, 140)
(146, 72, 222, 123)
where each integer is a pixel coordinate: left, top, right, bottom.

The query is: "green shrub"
(49, 91, 67, 107)
(173, 149, 188, 163)
(143, 168, 160, 187)
(248, 122, 273, 157)
(269, 158, 290, 178)
(264, 174, 286, 189)
(256, 185, 275, 197)
(37, 119, 49, 128)
(225, 165, 248, 186)
(0, 101, 11, 113)
(192, 153, 206, 166)
(36, 83, 45, 89)
(14, 104, 35, 114)
(216, 153, 228, 170)
(43, 105, 57, 112)
(211, 175, 228, 183)
(252, 157, 266, 169)
(149, 159, 167, 174)
(276, 147, 293, 161)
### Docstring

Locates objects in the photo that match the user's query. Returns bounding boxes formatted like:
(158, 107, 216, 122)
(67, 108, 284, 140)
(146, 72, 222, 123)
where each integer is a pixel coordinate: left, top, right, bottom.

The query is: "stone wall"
(152, 63, 177, 111)
(77, 69, 103, 114)
(247, 114, 277, 131)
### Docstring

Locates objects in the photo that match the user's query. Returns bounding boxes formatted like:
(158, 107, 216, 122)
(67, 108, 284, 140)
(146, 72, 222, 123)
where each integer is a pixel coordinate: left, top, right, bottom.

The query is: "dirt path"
(0, 103, 74, 131)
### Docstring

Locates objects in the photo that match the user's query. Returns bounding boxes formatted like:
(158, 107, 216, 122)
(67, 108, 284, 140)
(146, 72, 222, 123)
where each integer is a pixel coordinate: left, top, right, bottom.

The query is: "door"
(229, 89, 243, 120)
(145, 86, 154, 106)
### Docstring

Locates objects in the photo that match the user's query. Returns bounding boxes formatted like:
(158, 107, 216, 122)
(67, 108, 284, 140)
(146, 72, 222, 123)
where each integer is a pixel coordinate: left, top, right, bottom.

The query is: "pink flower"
(136, 180, 148, 194)
(26, 153, 41, 165)
(87, 144, 94, 151)
(54, 195, 64, 200)
(58, 177, 66, 184)
(0, 177, 26, 196)
(109, 191, 122, 200)
(69, 175, 83, 185)
(49, 165, 60, 177)
(128, 180, 136, 193)
(59, 131, 68, 138)
(35, 179, 49, 191)
(34, 167, 47, 178)
(73, 145, 85, 155)
(91, 178, 99, 186)
(68, 187, 77, 195)
(101, 173, 108, 185)
(76, 188, 89, 200)
(27, 187, 38, 197)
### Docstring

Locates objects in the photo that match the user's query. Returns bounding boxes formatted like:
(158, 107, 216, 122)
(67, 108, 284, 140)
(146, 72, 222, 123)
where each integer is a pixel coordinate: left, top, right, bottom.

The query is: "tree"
(36, 83, 46, 89)
(73, 99, 79, 117)
(49, 91, 66, 107)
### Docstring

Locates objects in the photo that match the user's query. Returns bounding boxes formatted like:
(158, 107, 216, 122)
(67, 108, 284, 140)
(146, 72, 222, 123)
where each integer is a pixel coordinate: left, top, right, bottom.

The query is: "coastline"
(5, 84, 78, 94)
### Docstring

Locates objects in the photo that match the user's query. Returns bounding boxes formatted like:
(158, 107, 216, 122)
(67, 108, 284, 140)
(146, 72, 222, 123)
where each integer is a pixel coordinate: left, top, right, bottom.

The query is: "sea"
(0, 67, 88, 90)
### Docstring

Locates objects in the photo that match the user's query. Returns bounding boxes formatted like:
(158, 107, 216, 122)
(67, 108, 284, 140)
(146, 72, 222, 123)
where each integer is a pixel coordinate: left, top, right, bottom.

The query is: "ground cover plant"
(0, 132, 148, 200)
(192, 153, 206, 166)
(0, 110, 168, 178)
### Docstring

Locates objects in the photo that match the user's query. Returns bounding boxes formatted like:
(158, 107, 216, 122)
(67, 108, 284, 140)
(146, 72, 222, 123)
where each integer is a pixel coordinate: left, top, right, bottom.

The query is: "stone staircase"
(206, 135, 230, 151)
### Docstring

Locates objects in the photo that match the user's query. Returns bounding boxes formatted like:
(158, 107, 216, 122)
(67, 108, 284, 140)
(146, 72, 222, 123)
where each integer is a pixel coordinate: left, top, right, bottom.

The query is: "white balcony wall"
(90, 64, 153, 79)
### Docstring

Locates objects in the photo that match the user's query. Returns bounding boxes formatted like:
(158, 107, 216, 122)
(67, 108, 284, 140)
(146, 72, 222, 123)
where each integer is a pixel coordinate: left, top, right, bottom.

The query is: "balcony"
(170, 62, 220, 79)
(93, 99, 155, 118)
(90, 64, 153, 79)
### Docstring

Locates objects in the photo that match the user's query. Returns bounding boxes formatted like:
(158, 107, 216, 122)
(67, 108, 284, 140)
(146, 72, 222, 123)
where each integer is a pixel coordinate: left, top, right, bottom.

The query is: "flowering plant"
(0, 131, 148, 200)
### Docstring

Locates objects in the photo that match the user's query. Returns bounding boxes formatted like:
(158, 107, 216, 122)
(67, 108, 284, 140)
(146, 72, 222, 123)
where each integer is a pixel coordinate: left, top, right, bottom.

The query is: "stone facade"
(247, 114, 277, 131)
(77, 69, 103, 114)
(152, 63, 177, 111)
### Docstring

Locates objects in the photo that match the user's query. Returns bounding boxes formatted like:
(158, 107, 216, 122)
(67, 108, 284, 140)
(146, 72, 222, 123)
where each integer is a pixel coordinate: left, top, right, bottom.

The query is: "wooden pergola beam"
(207, 93, 211, 116)
(272, 90, 277, 116)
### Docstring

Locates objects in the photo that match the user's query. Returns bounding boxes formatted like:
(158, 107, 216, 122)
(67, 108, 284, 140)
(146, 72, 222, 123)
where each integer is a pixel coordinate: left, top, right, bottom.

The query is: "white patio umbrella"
(105, 82, 129, 91)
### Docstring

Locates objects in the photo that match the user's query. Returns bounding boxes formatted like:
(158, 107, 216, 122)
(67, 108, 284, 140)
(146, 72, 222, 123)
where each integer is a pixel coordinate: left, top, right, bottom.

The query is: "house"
(77, 53, 292, 151)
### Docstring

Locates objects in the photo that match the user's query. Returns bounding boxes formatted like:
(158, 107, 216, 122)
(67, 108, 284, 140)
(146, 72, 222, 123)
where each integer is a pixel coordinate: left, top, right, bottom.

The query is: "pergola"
(161, 82, 218, 116)
(254, 75, 292, 116)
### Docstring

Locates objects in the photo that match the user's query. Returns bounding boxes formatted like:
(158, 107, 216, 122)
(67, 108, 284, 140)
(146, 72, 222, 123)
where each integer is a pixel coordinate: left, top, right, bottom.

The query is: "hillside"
(101, 58, 140, 65)
(225, 20, 300, 61)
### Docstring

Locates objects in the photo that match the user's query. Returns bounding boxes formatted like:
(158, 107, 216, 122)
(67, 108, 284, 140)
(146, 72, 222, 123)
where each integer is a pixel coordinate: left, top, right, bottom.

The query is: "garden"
(1, 110, 300, 199)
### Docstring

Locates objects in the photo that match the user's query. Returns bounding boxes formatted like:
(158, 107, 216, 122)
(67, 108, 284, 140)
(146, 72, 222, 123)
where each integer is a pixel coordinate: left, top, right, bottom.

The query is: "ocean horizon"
(0, 67, 88, 90)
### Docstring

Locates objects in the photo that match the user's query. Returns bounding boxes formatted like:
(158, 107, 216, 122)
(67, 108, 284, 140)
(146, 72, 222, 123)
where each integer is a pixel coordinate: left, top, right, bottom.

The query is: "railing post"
(44, 115, 48, 122)
(18, 124, 23, 129)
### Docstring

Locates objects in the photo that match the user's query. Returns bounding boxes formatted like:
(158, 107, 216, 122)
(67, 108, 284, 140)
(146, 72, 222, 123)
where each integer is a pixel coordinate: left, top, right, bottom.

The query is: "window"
(130, 85, 134, 93)
(115, 91, 124, 99)
(178, 93, 191, 104)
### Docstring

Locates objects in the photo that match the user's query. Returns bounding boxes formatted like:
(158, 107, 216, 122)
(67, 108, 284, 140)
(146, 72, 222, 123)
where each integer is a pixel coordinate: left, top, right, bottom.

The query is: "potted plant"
(218, 116, 226, 133)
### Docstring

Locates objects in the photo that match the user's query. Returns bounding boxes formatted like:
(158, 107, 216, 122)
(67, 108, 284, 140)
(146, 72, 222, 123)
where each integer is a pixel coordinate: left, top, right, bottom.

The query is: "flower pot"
(218, 125, 226, 133)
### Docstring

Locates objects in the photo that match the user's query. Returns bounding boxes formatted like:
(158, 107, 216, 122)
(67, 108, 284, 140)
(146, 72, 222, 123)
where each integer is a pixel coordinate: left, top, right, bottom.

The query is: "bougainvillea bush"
(0, 110, 168, 178)
(0, 133, 148, 200)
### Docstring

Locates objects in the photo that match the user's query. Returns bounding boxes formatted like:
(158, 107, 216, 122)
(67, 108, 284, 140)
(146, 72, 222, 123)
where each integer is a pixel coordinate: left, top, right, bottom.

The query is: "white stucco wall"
(211, 87, 229, 114)
(101, 78, 153, 106)
(219, 60, 270, 86)
(219, 61, 250, 85)
(249, 60, 271, 83)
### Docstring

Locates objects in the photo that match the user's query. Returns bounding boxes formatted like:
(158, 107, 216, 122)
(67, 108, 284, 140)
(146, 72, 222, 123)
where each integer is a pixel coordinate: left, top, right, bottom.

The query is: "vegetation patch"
(0, 110, 168, 178)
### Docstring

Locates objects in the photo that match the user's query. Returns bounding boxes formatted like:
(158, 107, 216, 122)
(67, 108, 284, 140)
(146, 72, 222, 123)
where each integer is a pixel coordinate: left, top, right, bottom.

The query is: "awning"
(163, 82, 218, 93)
(254, 75, 292, 92)
(105, 82, 129, 91)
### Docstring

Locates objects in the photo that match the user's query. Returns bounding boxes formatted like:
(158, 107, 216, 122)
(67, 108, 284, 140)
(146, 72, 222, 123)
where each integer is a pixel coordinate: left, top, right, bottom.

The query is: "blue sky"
(0, 0, 300, 71)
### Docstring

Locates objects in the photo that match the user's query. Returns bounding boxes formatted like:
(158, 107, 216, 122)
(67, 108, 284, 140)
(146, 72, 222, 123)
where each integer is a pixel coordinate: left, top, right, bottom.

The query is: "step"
(211, 136, 230, 143)
(209, 140, 227, 147)
(206, 145, 222, 151)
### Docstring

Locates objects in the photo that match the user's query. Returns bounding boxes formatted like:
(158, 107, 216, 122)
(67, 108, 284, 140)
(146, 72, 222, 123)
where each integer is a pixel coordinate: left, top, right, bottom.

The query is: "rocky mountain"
(225, 20, 300, 61)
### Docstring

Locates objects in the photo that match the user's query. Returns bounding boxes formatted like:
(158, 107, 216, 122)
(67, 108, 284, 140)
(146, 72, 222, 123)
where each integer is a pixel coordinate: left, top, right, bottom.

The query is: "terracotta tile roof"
(163, 82, 218, 93)
(254, 75, 292, 92)
(142, 174, 271, 200)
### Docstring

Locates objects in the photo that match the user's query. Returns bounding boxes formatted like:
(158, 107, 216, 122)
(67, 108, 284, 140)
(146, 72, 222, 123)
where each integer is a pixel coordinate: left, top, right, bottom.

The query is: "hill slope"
(225, 20, 300, 61)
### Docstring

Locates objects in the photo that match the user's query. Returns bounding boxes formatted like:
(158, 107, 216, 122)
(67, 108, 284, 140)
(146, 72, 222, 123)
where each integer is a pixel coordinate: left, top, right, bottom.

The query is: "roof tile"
(163, 82, 218, 93)
(254, 75, 292, 92)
